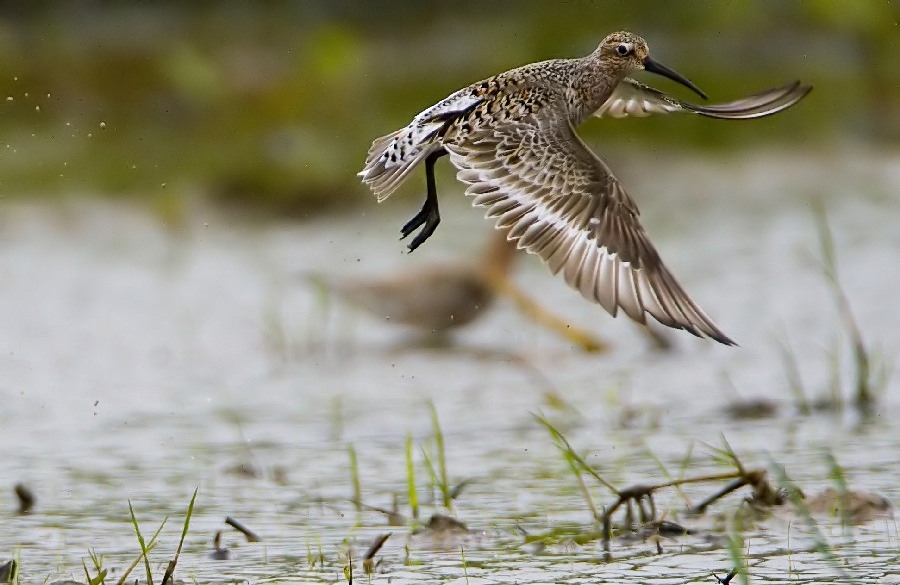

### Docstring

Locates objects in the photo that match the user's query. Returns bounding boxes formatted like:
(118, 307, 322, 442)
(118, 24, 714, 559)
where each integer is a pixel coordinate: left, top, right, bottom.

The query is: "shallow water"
(1, 150, 899, 584)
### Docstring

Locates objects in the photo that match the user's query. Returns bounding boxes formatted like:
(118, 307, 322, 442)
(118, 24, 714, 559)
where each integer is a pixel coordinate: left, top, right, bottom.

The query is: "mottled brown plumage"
(359, 31, 811, 345)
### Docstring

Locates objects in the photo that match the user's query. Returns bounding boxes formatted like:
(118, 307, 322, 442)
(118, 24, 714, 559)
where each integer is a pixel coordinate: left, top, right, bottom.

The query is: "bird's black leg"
(400, 149, 446, 252)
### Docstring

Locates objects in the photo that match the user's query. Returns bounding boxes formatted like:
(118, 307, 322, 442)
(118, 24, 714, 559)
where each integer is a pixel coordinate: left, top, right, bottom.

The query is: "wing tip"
(702, 326, 739, 347)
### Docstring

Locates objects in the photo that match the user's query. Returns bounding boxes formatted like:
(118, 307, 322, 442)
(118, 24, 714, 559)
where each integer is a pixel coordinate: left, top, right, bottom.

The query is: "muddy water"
(1, 151, 899, 584)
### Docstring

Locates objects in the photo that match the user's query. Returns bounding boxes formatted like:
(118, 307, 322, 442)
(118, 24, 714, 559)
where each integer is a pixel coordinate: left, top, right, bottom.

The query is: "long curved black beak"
(643, 56, 708, 100)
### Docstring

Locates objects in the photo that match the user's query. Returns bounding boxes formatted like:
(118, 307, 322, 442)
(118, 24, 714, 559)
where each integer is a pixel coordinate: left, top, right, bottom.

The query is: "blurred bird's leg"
(490, 275, 610, 353)
(401, 149, 447, 252)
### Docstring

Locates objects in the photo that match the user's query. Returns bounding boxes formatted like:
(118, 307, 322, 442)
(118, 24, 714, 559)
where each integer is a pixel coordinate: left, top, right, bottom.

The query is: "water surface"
(1, 150, 898, 584)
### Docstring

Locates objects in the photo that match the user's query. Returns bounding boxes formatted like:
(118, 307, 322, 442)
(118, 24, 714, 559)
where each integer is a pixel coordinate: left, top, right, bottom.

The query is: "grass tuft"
(115, 489, 197, 585)
(83, 550, 107, 585)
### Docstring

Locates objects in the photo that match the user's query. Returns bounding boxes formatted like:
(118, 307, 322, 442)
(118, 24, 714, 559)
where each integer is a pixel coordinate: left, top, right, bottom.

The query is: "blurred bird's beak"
(643, 56, 708, 100)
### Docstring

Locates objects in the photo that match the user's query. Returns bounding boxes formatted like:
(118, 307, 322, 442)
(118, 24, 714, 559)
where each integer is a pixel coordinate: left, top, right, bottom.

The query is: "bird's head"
(597, 31, 707, 100)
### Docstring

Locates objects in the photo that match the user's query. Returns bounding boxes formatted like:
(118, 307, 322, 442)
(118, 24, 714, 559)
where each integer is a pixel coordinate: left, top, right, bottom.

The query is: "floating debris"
(362, 532, 391, 574)
(225, 516, 261, 542)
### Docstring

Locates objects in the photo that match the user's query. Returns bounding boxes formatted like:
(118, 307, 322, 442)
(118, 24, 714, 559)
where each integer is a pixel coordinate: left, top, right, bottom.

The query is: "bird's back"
(358, 58, 584, 201)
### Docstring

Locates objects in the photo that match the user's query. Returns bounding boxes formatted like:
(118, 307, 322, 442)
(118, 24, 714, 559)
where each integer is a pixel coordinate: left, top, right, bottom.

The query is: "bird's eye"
(615, 44, 630, 56)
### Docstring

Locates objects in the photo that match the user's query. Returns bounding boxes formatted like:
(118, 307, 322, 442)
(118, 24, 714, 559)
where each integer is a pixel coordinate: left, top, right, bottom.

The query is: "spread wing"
(443, 112, 735, 345)
(595, 79, 811, 120)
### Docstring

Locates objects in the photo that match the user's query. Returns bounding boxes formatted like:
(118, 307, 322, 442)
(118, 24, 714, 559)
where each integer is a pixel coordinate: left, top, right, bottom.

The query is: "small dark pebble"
(15, 483, 36, 514)
(647, 520, 694, 537)
(412, 513, 469, 535)
(222, 462, 262, 479)
(724, 398, 779, 420)
(209, 548, 232, 561)
(423, 513, 468, 534)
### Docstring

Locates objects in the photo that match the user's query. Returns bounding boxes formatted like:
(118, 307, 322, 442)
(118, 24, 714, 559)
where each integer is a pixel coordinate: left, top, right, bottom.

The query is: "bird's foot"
(400, 203, 440, 252)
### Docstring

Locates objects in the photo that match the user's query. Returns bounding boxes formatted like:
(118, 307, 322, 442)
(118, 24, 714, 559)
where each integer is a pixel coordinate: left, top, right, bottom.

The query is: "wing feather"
(444, 112, 736, 345)
(594, 78, 812, 120)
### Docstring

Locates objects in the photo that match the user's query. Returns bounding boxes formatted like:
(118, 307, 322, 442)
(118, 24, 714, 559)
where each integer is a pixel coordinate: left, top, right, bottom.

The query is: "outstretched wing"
(595, 79, 811, 120)
(444, 111, 736, 345)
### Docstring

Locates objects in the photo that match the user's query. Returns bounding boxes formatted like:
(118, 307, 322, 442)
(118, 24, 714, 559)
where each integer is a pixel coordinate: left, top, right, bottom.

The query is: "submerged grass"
(823, 450, 859, 529)
(460, 546, 470, 585)
(812, 206, 891, 413)
(540, 414, 760, 517)
(769, 461, 845, 576)
(724, 529, 747, 585)
(534, 412, 604, 525)
(536, 416, 793, 554)
(776, 336, 811, 416)
(351, 403, 461, 532)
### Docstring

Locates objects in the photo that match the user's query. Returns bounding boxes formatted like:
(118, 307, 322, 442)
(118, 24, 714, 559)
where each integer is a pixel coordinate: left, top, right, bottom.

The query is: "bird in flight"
(359, 31, 811, 345)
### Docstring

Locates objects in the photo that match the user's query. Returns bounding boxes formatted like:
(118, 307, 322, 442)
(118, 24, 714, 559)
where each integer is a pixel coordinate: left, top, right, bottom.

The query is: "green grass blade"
(813, 204, 874, 410)
(775, 336, 810, 415)
(348, 443, 362, 512)
(117, 504, 167, 585)
(533, 413, 617, 493)
(769, 459, 845, 575)
(406, 432, 419, 521)
(824, 451, 851, 528)
(161, 487, 199, 585)
(127, 500, 154, 585)
(428, 402, 451, 509)
(461, 546, 469, 585)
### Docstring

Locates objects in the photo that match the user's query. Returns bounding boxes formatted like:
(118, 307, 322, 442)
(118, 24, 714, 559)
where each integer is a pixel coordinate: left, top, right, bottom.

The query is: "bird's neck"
(570, 56, 627, 123)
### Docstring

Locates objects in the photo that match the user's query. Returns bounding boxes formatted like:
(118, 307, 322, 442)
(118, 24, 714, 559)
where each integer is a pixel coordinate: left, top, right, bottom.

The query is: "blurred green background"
(0, 1, 896, 216)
